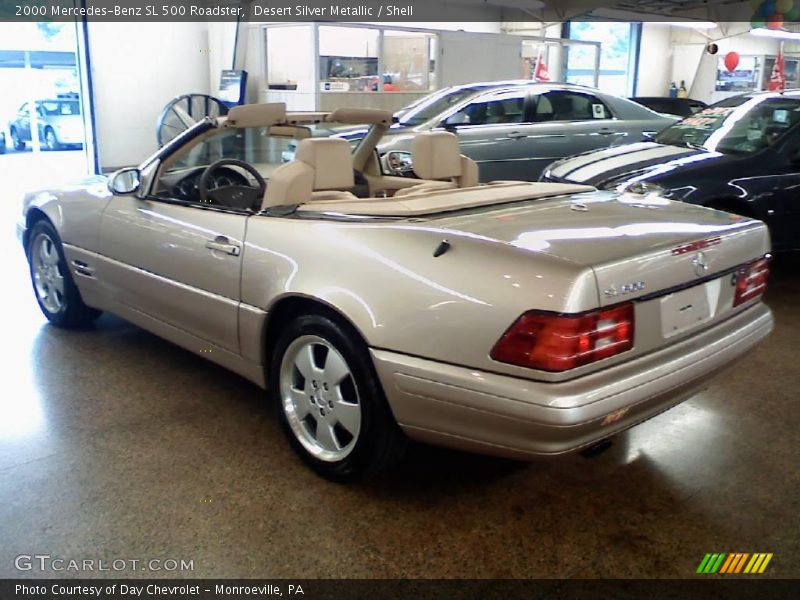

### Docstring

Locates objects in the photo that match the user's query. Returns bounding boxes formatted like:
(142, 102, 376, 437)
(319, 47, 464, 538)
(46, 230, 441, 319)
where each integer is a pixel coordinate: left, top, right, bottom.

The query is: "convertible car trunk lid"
(432, 189, 770, 308)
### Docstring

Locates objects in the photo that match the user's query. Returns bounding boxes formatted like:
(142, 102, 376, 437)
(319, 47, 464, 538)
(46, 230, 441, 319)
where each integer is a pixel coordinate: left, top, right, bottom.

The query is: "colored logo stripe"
(720, 553, 749, 573)
(745, 553, 773, 574)
(697, 553, 726, 573)
(697, 553, 773, 574)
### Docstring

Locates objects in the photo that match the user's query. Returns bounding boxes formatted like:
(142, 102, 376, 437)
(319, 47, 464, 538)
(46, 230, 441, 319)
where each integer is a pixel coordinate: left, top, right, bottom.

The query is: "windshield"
(39, 100, 80, 116)
(656, 95, 800, 155)
(395, 87, 478, 126)
(165, 123, 361, 177)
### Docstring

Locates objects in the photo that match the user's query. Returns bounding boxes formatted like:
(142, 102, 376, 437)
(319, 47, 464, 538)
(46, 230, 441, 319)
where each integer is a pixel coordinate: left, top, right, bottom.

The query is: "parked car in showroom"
(18, 103, 772, 481)
(8, 94, 84, 151)
(630, 96, 708, 118)
(542, 91, 800, 251)
(287, 81, 677, 182)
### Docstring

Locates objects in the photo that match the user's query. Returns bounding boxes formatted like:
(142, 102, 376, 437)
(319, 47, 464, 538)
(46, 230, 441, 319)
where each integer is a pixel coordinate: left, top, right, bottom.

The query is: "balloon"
(776, 0, 794, 13)
(751, 13, 766, 28)
(786, 4, 800, 20)
(761, 0, 776, 16)
(724, 51, 740, 72)
(767, 13, 785, 28)
(751, 0, 764, 8)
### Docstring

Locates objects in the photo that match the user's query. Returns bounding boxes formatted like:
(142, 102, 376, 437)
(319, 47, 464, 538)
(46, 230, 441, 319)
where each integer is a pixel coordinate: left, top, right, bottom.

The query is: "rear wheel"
(10, 127, 25, 150)
(270, 313, 406, 482)
(27, 220, 101, 328)
(43, 127, 60, 151)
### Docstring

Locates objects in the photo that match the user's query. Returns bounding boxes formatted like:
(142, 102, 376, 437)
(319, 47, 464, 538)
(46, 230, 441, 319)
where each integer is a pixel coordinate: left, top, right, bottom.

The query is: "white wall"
(635, 23, 672, 96)
(207, 21, 238, 95)
(87, 22, 211, 169)
(439, 31, 523, 86)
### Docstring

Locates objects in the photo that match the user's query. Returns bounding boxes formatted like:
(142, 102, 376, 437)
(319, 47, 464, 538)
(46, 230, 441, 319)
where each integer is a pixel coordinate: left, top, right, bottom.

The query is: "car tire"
(27, 220, 101, 328)
(43, 127, 60, 151)
(10, 128, 25, 151)
(270, 313, 406, 482)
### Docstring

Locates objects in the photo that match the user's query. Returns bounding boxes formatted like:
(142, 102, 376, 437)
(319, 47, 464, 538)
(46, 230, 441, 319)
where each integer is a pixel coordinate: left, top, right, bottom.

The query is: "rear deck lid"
(433, 189, 770, 307)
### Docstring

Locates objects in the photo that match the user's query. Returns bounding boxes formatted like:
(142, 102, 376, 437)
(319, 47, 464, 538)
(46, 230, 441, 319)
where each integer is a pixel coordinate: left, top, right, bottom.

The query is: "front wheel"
(270, 314, 406, 482)
(27, 220, 101, 328)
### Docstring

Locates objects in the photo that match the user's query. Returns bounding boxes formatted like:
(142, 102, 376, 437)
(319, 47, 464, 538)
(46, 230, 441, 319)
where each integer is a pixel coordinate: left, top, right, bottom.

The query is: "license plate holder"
(660, 282, 715, 338)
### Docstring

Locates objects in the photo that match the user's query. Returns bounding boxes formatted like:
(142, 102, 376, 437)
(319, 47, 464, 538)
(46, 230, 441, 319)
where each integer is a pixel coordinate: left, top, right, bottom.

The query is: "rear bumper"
(51, 129, 83, 145)
(371, 302, 773, 459)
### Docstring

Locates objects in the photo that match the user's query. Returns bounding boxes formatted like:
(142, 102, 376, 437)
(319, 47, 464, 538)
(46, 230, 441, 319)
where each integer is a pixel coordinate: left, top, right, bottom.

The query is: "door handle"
(597, 128, 617, 135)
(507, 131, 528, 140)
(205, 236, 241, 256)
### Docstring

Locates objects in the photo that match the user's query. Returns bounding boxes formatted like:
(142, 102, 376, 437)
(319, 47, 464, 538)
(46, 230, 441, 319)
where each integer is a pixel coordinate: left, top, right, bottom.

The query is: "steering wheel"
(198, 159, 266, 211)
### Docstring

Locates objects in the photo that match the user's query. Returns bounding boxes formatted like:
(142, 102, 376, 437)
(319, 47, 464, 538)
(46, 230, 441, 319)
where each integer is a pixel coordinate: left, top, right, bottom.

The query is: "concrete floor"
(1, 154, 798, 579)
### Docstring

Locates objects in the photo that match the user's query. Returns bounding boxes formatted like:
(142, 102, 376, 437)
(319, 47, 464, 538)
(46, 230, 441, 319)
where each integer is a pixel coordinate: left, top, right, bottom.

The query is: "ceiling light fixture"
(750, 27, 800, 41)
(586, 8, 716, 28)
(649, 21, 718, 29)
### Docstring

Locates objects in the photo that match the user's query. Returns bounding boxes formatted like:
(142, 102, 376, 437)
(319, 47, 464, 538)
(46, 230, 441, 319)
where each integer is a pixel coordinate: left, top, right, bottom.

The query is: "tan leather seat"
(263, 138, 356, 209)
(394, 132, 479, 197)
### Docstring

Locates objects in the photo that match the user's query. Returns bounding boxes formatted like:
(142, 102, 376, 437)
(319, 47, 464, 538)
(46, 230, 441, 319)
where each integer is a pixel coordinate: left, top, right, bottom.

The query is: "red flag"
(534, 48, 550, 81)
(768, 42, 785, 92)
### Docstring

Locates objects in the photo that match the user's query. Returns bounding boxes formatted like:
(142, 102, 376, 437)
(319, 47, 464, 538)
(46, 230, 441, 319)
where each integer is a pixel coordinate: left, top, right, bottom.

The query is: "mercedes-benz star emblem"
(692, 251, 709, 277)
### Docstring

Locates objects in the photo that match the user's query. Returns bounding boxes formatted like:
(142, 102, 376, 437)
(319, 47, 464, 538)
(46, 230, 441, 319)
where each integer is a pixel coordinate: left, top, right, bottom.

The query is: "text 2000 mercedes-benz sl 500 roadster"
(18, 103, 773, 481)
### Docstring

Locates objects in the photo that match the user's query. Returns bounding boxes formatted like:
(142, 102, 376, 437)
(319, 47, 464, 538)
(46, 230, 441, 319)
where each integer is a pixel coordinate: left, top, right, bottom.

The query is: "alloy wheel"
(31, 232, 65, 314)
(279, 335, 362, 462)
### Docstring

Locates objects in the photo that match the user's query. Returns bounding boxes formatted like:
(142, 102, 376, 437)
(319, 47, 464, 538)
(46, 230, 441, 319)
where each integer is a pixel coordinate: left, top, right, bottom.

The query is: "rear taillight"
(733, 256, 770, 307)
(491, 303, 634, 372)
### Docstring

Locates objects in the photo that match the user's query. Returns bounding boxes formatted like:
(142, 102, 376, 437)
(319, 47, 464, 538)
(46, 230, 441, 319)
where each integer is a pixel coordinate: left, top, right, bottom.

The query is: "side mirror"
(383, 151, 414, 175)
(642, 131, 656, 142)
(108, 167, 141, 196)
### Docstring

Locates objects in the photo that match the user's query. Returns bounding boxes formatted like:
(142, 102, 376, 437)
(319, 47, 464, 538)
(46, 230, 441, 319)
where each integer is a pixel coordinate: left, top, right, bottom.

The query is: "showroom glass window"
(382, 30, 437, 93)
(762, 56, 799, 89)
(716, 56, 760, 93)
(266, 25, 315, 92)
(566, 22, 640, 96)
(318, 26, 380, 92)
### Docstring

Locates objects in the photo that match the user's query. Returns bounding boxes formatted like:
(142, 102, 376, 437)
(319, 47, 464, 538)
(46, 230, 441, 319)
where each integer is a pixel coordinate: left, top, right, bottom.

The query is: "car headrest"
(295, 138, 355, 190)
(411, 132, 462, 180)
(225, 103, 287, 128)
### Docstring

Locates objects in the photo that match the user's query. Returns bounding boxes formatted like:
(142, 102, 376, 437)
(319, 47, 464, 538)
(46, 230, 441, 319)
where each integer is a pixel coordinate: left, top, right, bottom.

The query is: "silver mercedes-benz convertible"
(18, 103, 773, 481)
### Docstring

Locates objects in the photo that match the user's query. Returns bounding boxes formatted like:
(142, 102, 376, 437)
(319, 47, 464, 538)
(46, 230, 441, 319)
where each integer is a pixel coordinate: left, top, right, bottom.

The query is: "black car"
(542, 91, 800, 251)
(630, 96, 708, 118)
